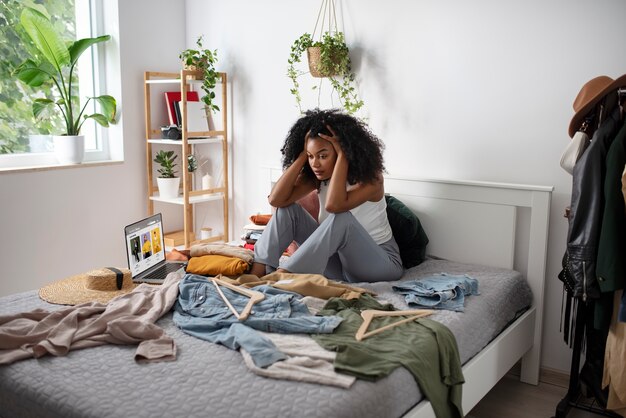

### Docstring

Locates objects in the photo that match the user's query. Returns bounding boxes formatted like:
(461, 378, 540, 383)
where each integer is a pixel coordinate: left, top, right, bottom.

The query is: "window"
(0, 0, 114, 169)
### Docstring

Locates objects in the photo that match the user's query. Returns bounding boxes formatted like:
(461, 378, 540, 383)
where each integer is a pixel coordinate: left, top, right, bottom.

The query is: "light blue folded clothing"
(392, 273, 479, 312)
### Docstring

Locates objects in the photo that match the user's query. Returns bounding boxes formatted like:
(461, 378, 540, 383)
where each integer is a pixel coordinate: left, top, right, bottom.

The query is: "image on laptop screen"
(125, 214, 166, 278)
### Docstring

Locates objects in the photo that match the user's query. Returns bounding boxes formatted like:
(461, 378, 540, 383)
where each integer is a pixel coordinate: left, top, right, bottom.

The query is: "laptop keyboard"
(142, 262, 185, 282)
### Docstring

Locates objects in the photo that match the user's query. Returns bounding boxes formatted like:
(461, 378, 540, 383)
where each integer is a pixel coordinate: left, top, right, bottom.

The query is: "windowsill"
(0, 159, 124, 174)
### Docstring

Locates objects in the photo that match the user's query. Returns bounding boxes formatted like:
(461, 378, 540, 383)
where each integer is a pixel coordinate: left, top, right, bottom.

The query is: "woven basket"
(183, 60, 206, 80)
(307, 47, 337, 78)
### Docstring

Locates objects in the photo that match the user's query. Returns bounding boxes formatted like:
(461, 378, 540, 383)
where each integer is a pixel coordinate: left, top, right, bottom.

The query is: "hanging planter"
(308, 46, 335, 78)
(287, 0, 364, 114)
(306, 46, 325, 78)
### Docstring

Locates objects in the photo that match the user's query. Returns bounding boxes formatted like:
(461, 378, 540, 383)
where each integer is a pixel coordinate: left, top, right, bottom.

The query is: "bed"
(0, 176, 553, 418)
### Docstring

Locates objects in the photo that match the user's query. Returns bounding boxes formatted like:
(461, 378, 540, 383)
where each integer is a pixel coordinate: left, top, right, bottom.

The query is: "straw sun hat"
(39, 267, 137, 305)
(568, 74, 626, 138)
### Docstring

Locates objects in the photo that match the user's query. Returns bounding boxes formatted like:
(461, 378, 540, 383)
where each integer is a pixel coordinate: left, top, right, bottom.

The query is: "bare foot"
(249, 262, 266, 277)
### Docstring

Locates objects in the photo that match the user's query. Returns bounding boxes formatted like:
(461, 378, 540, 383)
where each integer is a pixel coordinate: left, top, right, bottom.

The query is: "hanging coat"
(595, 119, 626, 328)
(560, 108, 621, 300)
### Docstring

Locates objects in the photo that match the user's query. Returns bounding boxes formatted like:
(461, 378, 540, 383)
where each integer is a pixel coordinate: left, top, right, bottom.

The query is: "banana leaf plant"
(13, 4, 117, 136)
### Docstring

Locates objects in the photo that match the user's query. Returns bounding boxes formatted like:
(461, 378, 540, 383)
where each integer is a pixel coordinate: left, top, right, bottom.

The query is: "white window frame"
(0, 0, 117, 171)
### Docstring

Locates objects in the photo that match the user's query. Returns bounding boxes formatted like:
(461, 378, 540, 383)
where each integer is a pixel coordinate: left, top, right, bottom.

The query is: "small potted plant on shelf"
(179, 36, 220, 113)
(187, 154, 198, 173)
(287, 31, 363, 115)
(154, 150, 179, 199)
(13, 4, 118, 164)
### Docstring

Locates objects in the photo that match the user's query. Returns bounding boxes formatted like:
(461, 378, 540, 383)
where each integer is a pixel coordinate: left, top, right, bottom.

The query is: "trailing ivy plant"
(179, 36, 220, 113)
(287, 31, 364, 114)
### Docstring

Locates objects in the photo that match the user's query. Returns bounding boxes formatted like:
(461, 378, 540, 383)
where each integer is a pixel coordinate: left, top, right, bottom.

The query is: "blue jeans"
(392, 273, 480, 312)
(173, 274, 343, 367)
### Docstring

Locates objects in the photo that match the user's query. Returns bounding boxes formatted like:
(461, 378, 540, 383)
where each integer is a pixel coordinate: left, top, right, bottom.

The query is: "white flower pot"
(157, 177, 181, 199)
(53, 135, 85, 164)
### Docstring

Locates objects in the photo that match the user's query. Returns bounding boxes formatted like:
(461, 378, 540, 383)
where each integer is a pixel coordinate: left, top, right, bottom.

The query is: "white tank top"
(317, 182, 393, 245)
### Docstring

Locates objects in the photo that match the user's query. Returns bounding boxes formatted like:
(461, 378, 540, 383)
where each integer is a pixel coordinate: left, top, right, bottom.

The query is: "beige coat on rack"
(601, 168, 626, 416)
(602, 290, 626, 416)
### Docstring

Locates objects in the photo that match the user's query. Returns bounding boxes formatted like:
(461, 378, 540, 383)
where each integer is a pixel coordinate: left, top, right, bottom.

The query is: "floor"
(468, 373, 615, 418)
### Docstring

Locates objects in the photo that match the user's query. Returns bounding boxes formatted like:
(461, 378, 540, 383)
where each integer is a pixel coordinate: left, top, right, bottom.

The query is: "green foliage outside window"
(0, 0, 75, 154)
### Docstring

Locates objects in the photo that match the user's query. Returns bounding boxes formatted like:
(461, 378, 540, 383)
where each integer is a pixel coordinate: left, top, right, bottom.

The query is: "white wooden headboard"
(387, 176, 553, 388)
(264, 168, 554, 386)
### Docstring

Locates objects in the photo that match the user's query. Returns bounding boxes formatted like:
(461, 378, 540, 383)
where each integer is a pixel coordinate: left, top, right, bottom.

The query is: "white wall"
(183, 0, 626, 373)
(1, 0, 624, 376)
(0, 0, 186, 295)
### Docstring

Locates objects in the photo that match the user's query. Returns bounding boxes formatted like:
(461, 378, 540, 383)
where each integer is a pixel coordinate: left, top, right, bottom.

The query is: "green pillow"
(385, 194, 429, 268)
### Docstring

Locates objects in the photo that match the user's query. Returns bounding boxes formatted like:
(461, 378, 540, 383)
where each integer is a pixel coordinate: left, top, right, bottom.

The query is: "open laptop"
(124, 213, 186, 283)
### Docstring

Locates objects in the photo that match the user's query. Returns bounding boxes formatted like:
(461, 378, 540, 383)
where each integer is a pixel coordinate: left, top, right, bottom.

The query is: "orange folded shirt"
(186, 254, 249, 276)
(250, 214, 272, 225)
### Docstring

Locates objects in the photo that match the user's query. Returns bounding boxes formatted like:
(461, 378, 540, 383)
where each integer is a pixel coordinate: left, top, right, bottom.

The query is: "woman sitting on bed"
(249, 108, 404, 282)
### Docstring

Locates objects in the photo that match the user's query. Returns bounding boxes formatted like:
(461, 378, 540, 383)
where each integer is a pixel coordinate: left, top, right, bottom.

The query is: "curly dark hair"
(280, 109, 385, 185)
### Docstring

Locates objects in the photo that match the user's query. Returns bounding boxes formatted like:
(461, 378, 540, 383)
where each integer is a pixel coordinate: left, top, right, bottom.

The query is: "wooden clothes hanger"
(355, 309, 434, 341)
(211, 277, 265, 321)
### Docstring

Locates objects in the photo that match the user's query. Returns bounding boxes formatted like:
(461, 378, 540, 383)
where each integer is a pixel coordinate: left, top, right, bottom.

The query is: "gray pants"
(253, 203, 404, 283)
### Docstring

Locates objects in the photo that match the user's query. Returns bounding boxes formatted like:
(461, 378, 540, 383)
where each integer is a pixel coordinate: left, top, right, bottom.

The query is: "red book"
(164, 91, 199, 126)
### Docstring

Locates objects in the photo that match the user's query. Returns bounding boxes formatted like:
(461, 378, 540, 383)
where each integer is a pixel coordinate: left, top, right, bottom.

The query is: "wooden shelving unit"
(143, 69, 229, 248)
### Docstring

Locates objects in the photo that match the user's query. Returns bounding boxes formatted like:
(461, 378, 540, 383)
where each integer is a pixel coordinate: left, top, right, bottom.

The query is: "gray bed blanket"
(0, 259, 531, 418)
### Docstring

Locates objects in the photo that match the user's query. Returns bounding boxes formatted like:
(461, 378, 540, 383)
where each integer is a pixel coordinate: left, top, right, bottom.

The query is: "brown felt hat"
(569, 74, 626, 138)
(39, 267, 136, 305)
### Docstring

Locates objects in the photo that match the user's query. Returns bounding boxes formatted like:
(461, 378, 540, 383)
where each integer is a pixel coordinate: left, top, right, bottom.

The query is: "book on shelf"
(173, 101, 182, 128)
(186, 101, 211, 134)
(164, 91, 199, 126)
(174, 101, 212, 137)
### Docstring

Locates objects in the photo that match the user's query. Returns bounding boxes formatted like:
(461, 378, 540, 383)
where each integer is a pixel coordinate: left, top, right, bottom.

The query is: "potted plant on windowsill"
(287, 0, 363, 115)
(179, 36, 220, 114)
(154, 150, 180, 199)
(13, 4, 117, 165)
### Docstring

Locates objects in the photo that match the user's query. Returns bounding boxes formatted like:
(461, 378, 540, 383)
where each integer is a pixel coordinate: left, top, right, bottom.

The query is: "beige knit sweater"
(0, 271, 183, 365)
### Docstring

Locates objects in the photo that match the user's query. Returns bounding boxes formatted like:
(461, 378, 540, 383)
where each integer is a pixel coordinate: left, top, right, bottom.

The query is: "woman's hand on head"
(297, 131, 311, 161)
(319, 125, 342, 155)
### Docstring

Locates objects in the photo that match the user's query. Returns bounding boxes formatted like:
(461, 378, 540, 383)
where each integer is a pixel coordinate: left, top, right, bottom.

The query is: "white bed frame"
(264, 169, 553, 417)
(383, 177, 553, 417)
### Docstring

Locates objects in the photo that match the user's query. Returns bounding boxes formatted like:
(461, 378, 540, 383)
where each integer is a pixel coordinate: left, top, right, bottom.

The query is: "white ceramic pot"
(157, 177, 181, 199)
(53, 135, 85, 164)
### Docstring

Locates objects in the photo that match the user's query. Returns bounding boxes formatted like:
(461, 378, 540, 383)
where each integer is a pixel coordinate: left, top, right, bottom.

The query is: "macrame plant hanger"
(288, 0, 362, 114)
(308, 0, 339, 78)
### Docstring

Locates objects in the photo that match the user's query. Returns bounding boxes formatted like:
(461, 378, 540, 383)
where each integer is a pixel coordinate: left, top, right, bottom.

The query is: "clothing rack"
(554, 301, 621, 418)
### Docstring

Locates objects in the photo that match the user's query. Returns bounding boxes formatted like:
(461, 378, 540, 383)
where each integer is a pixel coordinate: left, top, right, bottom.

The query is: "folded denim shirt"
(392, 273, 479, 312)
(173, 274, 343, 367)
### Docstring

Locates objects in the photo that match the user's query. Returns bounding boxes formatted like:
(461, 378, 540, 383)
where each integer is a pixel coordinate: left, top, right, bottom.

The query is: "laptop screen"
(125, 214, 166, 277)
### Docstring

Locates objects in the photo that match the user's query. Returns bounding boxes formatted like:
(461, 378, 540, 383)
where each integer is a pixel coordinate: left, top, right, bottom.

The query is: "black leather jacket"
(560, 108, 621, 300)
